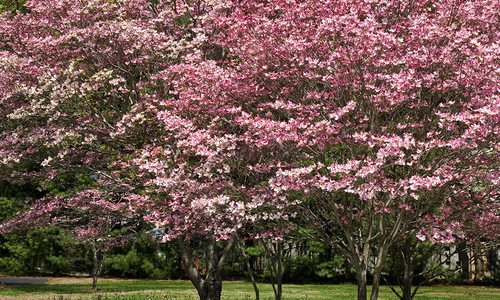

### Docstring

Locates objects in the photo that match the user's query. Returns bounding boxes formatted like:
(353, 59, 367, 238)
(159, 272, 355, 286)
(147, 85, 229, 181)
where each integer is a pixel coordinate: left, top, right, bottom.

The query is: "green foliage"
(0, 237, 28, 275)
(25, 226, 77, 274)
(283, 255, 318, 283)
(315, 256, 346, 279)
(0, 196, 22, 222)
(222, 261, 243, 278)
(0, 180, 41, 207)
(244, 244, 265, 257)
(246, 238, 350, 284)
(0, 226, 79, 276)
(46, 255, 72, 275)
(0, 196, 27, 275)
(282, 242, 348, 283)
(104, 233, 181, 279)
(0, 0, 24, 13)
(104, 249, 171, 279)
(41, 172, 96, 196)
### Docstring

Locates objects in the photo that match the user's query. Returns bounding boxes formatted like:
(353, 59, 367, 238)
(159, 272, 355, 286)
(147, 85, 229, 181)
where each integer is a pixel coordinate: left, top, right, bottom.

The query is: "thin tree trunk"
(90, 241, 105, 292)
(401, 272, 413, 300)
(457, 242, 469, 279)
(276, 274, 283, 300)
(371, 270, 381, 300)
(239, 241, 260, 300)
(370, 211, 404, 300)
(205, 239, 223, 300)
(370, 243, 390, 300)
(91, 242, 98, 292)
(92, 275, 98, 292)
(371, 262, 385, 300)
(246, 260, 260, 300)
(400, 240, 414, 300)
(275, 241, 283, 300)
(178, 239, 206, 299)
(263, 240, 285, 300)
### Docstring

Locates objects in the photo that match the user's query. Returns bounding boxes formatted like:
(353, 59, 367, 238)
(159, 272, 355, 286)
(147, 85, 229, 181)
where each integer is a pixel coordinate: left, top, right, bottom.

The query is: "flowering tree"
(202, 1, 498, 299)
(0, 1, 292, 299)
(0, 189, 136, 290)
(386, 184, 498, 300)
(1, 1, 498, 300)
(0, 0, 177, 286)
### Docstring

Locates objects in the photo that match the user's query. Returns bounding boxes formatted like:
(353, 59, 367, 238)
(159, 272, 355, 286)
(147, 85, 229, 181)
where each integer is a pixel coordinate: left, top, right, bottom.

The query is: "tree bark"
(239, 241, 260, 300)
(400, 240, 414, 300)
(178, 238, 235, 300)
(203, 277, 222, 300)
(90, 241, 105, 292)
(401, 273, 413, 300)
(263, 240, 286, 300)
(356, 267, 368, 300)
(457, 242, 469, 280)
(246, 260, 260, 300)
(92, 275, 98, 292)
(275, 241, 283, 300)
(370, 243, 390, 300)
(371, 270, 381, 300)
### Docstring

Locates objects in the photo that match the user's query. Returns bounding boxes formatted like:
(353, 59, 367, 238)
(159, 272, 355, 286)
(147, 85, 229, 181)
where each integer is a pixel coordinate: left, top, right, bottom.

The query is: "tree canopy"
(0, 1, 498, 300)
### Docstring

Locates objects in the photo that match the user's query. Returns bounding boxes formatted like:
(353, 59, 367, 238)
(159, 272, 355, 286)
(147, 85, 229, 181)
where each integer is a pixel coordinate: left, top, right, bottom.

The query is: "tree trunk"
(276, 273, 283, 300)
(92, 275, 98, 292)
(201, 278, 222, 300)
(178, 238, 234, 300)
(90, 241, 104, 292)
(191, 278, 223, 300)
(247, 260, 260, 300)
(348, 236, 369, 300)
(370, 243, 390, 300)
(263, 240, 286, 300)
(357, 267, 368, 300)
(401, 274, 413, 300)
(371, 269, 381, 300)
(400, 240, 414, 300)
(457, 242, 469, 280)
(275, 241, 284, 300)
(239, 241, 260, 300)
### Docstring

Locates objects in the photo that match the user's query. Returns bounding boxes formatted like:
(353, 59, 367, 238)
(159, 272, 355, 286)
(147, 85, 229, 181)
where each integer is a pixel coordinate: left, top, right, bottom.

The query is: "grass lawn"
(0, 278, 499, 300)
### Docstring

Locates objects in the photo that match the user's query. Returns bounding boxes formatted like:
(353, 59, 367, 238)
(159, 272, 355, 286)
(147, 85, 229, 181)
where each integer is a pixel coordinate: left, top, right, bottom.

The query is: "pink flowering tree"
(0, 1, 293, 299)
(0, 0, 208, 295)
(122, 46, 296, 300)
(201, 1, 498, 300)
(1, 1, 498, 300)
(0, 0, 176, 286)
(0, 189, 136, 290)
(385, 182, 499, 300)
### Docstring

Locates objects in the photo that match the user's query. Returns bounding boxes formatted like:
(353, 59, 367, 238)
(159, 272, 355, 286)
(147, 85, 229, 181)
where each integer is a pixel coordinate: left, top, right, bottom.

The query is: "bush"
(104, 233, 181, 279)
(0, 256, 25, 276)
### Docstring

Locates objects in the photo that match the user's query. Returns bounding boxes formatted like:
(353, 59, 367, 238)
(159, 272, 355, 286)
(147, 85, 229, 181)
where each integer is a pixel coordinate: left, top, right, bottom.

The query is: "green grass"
(0, 279, 499, 300)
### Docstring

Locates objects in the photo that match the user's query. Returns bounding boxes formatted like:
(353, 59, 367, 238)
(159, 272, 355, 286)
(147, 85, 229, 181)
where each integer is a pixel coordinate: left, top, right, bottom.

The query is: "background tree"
(104, 231, 182, 280)
(0, 0, 25, 13)
(0, 189, 139, 290)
